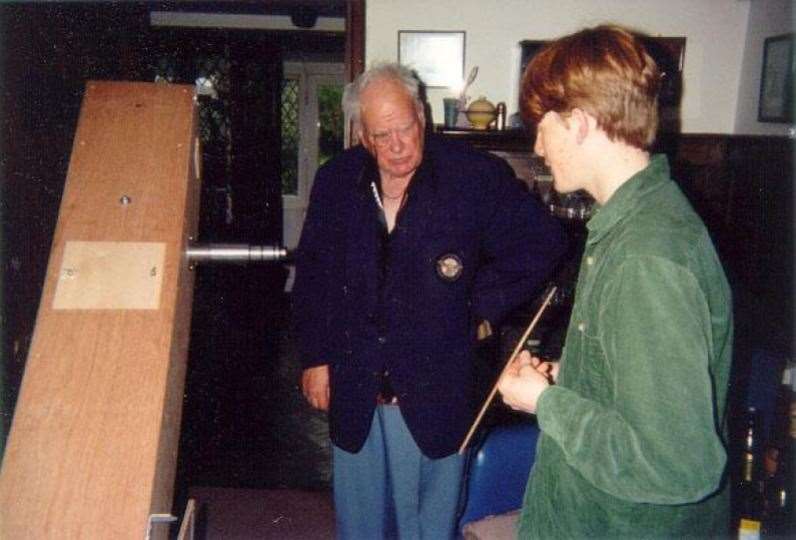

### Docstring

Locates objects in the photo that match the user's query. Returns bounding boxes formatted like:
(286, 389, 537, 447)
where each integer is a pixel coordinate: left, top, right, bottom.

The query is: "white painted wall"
(366, 0, 751, 134)
(734, 0, 794, 135)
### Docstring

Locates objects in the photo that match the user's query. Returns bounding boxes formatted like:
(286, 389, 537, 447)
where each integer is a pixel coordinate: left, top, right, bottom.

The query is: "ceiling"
(148, 1, 348, 57)
(150, 1, 348, 18)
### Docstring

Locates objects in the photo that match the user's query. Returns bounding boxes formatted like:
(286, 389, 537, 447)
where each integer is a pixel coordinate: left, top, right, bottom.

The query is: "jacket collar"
(585, 154, 671, 245)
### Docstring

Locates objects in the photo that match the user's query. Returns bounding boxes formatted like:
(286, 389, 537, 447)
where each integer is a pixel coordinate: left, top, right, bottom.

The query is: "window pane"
(281, 78, 300, 195)
(317, 83, 344, 167)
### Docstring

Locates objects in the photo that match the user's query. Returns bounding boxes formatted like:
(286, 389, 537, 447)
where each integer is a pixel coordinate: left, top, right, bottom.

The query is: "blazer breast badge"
(436, 253, 463, 281)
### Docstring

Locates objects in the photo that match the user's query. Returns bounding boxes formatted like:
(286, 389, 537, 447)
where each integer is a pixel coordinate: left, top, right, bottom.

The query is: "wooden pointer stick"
(458, 286, 558, 454)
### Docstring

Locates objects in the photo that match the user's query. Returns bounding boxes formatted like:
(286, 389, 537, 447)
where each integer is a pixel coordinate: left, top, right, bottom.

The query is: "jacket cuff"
(536, 385, 572, 440)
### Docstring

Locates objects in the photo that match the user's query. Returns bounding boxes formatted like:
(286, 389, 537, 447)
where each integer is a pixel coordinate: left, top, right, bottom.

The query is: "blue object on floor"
(457, 421, 540, 532)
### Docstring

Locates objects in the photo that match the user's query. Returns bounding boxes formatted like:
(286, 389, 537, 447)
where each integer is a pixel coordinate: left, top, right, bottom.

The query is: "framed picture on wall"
(398, 31, 465, 88)
(758, 33, 794, 123)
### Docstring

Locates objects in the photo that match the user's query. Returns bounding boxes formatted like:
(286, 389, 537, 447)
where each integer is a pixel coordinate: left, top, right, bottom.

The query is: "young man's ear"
(570, 108, 591, 144)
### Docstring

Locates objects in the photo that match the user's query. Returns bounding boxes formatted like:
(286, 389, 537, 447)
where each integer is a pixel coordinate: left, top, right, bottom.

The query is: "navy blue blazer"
(293, 135, 565, 458)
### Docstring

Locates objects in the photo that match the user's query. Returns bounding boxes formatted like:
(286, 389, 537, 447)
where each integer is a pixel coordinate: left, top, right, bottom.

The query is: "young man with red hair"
(498, 25, 733, 538)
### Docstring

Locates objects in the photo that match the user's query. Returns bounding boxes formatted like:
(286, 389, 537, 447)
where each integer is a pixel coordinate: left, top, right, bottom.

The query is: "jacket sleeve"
(536, 256, 727, 504)
(292, 164, 342, 369)
(471, 161, 566, 325)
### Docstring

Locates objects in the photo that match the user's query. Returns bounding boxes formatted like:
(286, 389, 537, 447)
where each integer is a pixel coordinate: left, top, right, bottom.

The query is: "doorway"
(281, 62, 346, 289)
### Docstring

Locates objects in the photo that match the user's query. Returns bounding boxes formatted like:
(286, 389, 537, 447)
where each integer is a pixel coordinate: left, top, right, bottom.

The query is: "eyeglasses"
(367, 121, 418, 148)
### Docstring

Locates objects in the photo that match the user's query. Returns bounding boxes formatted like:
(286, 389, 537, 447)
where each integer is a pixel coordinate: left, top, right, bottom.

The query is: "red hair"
(521, 25, 661, 149)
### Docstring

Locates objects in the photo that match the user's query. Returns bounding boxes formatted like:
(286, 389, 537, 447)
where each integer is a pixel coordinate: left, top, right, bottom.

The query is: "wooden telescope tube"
(0, 81, 200, 539)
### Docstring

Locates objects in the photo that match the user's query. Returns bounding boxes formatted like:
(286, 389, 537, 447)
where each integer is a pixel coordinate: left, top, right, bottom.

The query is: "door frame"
(281, 63, 345, 253)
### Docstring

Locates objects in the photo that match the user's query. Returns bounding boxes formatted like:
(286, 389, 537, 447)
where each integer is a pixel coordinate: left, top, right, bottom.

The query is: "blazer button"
(377, 336, 387, 345)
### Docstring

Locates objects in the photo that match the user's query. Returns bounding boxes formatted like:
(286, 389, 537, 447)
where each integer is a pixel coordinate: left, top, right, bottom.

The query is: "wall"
(366, 0, 750, 134)
(734, 0, 794, 135)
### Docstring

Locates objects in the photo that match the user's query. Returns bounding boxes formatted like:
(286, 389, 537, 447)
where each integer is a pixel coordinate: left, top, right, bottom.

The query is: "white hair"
(342, 62, 422, 131)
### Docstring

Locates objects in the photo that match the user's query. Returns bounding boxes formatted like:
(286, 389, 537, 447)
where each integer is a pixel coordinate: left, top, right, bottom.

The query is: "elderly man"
(293, 62, 564, 539)
(498, 26, 733, 538)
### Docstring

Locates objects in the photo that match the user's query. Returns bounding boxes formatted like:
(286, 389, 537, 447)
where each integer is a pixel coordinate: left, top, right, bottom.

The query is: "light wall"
(734, 0, 794, 135)
(366, 0, 751, 134)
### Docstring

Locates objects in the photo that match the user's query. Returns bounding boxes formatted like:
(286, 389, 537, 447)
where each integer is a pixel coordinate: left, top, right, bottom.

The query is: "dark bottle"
(760, 445, 791, 538)
(739, 407, 762, 484)
(761, 364, 794, 538)
(736, 407, 764, 539)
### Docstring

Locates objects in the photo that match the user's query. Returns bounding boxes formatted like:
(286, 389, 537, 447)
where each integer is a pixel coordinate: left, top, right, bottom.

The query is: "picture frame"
(758, 33, 794, 123)
(398, 31, 465, 88)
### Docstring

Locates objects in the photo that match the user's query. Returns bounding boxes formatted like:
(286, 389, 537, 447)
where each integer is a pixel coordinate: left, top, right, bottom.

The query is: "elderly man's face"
(360, 79, 425, 183)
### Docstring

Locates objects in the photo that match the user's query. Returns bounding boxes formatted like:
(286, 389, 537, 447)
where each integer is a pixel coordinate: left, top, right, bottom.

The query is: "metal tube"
(185, 243, 290, 265)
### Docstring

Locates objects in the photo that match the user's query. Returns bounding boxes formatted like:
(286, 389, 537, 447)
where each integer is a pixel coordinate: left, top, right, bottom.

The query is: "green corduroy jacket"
(520, 155, 733, 539)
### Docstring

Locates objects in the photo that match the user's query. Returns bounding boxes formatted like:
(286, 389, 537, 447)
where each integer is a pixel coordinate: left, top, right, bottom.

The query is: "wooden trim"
(344, 0, 365, 147)
(344, 0, 365, 84)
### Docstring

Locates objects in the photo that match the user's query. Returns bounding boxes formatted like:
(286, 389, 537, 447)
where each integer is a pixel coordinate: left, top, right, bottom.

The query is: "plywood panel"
(53, 241, 166, 310)
(0, 81, 200, 539)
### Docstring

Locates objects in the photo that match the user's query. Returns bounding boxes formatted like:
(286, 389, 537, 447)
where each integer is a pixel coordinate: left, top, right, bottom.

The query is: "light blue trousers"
(333, 405, 466, 540)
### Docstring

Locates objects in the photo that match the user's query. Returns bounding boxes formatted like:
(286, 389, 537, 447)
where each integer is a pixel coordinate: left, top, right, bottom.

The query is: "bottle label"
(738, 518, 761, 540)
(742, 452, 754, 482)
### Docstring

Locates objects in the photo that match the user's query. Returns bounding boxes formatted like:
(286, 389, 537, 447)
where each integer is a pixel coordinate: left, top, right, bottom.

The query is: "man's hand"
(302, 365, 330, 411)
(497, 350, 557, 414)
(532, 354, 560, 383)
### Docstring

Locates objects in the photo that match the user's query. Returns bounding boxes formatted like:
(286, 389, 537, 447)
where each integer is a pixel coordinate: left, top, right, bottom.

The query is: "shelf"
(434, 125, 535, 152)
